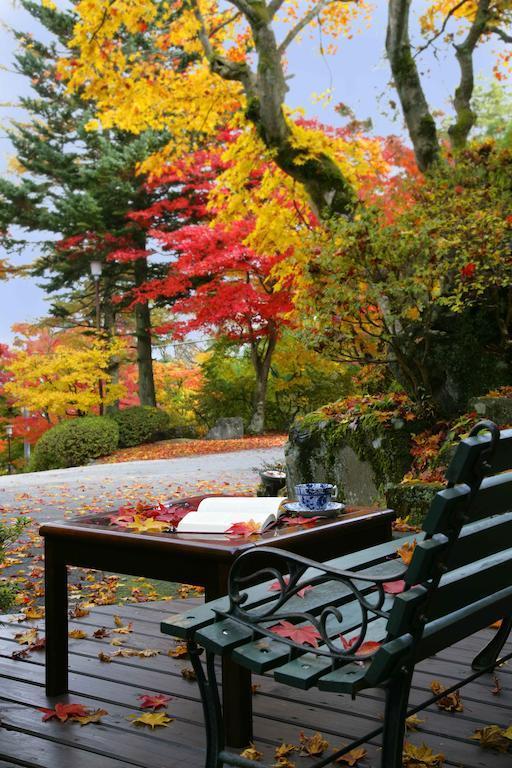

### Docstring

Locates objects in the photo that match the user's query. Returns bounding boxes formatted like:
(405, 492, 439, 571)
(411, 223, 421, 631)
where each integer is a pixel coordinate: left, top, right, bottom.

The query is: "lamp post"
(90, 260, 104, 416)
(5, 423, 13, 475)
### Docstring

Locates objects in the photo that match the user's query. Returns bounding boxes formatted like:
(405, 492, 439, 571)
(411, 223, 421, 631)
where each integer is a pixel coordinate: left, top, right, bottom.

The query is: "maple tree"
(4, 325, 125, 419)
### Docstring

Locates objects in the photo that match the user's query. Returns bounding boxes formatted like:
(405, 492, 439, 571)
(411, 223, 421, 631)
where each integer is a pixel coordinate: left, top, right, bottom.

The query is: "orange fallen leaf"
(98, 651, 112, 663)
(334, 746, 367, 765)
(39, 703, 89, 722)
(68, 629, 87, 639)
(73, 708, 108, 726)
(396, 540, 417, 565)
(168, 644, 188, 659)
(430, 680, 463, 712)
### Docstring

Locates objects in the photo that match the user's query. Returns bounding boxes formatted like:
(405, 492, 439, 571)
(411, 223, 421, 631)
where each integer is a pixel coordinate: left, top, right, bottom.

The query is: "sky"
(0, 0, 506, 345)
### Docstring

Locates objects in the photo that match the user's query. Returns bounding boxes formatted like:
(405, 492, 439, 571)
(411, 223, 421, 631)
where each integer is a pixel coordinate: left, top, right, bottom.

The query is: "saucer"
(283, 501, 345, 518)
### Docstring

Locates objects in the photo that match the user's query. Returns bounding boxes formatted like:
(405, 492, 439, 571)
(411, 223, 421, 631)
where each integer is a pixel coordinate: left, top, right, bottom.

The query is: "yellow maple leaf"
(402, 741, 444, 767)
(130, 712, 173, 729)
(471, 725, 511, 752)
(430, 680, 463, 712)
(68, 629, 88, 639)
(72, 708, 108, 726)
(299, 732, 329, 756)
(15, 628, 38, 645)
(240, 743, 263, 761)
(126, 515, 170, 534)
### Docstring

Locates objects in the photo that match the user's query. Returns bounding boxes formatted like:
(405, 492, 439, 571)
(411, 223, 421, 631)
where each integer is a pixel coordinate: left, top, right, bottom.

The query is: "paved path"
(0, 446, 285, 521)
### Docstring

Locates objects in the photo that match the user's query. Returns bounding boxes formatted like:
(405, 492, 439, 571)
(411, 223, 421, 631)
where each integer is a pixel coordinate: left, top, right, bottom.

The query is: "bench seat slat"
(273, 615, 390, 690)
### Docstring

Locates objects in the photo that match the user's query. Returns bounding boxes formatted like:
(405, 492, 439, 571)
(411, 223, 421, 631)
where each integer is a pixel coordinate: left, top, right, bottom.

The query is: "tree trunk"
(386, 0, 440, 171)
(102, 283, 120, 414)
(194, 0, 356, 219)
(133, 259, 157, 407)
(248, 330, 277, 434)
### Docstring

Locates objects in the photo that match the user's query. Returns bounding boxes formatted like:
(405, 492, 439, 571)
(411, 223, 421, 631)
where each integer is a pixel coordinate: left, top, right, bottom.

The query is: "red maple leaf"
(39, 703, 89, 722)
(339, 634, 381, 656)
(382, 580, 406, 594)
(137, 693, 172, 710)
(268, 576, 313, 599)
(280, 515, 321, 525)
(225, 520, 261, 537)
(270, 620, 321, 647)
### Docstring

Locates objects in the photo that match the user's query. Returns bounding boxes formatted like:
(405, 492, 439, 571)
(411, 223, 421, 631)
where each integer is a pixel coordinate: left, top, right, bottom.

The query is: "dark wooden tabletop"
(39, 495, 395, 560)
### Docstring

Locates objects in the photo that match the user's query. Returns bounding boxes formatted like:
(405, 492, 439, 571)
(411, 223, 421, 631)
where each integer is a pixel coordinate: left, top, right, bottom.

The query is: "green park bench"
(161, 420, 512, 767)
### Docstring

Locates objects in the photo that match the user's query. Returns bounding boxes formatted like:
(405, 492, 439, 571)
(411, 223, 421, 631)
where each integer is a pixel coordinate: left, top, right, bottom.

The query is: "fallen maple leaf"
(39, 703, 89, 722)
(130, 711, 173, 729)
(402, 741, 444, 767)
(272, 759, 295, 768)
(69, 604, 90, 619)
(137, 694, 171, 710)
(339, 634, 381, 657)
(225, 520, 261, 537)
(240, 743, 263, 761)
(23, 606, 45, 620)
(168, 644, 188, 659)
(126, 515, 170, 534)
(93, 627, 110, 638)
(393, 517, 421, 533)
(181, 667, 197, 681)
(383, 580, 406, 594)
(98, 651, 112, 663)
(430, 680, 463, 712)
(299, 732, 329, 756)
(334, 746, 367, 765)
(275, 743, 296, 759)
(268, 576, 313, 599)
(405, 714, 425, 731)
(270, 620, 321, 648)
(68, 629, 87, 639)
(15, 628, 38, 645)
(138, 648, 160, 657)
(280, 515, 321, 526)
(73, 708, 108, 726)
(396, 540, 417, 565)
(471, 724, 511, 752)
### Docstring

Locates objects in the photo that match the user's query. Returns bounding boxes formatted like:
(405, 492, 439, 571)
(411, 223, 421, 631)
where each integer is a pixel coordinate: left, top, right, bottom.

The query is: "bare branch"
(489, 25, 512, 44)
(414, 0, 471, 58)
(278, 0, 348, 54)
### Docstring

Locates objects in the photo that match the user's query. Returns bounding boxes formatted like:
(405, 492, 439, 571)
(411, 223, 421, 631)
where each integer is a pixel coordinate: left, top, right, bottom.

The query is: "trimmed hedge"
(29, 416, 119, 472)
(111, 406, 171, 448)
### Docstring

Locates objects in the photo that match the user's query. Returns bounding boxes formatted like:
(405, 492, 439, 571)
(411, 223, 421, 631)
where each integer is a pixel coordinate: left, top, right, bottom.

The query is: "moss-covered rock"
(285, 395, 422, 505)
(385, 481, 443, 527)
(470, 395, 512, 426)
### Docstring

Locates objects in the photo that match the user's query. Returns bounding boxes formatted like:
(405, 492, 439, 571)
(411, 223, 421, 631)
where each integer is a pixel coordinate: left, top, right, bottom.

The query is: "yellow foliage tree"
(5, 330, 126, 420)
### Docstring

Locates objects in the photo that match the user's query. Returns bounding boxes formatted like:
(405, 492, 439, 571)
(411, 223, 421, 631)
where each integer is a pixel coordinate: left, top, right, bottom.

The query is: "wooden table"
(40, 497, 394, 747)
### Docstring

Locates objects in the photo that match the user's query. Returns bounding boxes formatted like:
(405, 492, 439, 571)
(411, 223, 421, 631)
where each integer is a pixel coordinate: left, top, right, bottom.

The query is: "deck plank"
(0, 599, 511, 768)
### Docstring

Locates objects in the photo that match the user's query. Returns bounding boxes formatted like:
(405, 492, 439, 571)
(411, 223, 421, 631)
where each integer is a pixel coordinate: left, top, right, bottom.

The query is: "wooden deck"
(0, 598, 510, 767)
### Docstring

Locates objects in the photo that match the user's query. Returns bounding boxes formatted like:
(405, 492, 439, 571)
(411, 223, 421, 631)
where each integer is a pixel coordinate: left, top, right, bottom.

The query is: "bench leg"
(189, 642, 225, 768)
(381, 667, 413, 768)
(472, 617, 512, 672)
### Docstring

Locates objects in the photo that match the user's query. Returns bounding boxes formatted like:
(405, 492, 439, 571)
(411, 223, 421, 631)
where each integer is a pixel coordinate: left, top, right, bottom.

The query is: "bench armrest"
(214, 546, 406, 660)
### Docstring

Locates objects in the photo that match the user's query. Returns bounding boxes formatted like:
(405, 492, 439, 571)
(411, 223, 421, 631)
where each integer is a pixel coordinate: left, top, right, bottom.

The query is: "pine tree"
(0, 0, 173, 406)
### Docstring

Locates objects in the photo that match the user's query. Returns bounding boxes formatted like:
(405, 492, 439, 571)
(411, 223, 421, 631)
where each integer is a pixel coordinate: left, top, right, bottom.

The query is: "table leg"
(44, 538, 69, 696)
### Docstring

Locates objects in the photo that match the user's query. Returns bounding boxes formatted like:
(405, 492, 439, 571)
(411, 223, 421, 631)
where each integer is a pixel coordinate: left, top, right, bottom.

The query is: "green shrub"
(111, 406, 171, 448)
(0, 516, 29, 612)
(29, 416, 119, 471)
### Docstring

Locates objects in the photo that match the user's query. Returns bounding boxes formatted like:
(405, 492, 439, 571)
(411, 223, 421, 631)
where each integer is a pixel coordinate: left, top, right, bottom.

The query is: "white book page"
(175, 496, 284, 534)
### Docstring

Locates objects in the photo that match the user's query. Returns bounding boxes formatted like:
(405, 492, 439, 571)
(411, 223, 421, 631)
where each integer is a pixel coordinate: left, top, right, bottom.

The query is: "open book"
(176, 496, 287, 534)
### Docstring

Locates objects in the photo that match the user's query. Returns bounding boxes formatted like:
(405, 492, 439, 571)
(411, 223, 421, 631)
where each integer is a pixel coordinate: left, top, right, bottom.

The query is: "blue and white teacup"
(294, 483, 338, 512)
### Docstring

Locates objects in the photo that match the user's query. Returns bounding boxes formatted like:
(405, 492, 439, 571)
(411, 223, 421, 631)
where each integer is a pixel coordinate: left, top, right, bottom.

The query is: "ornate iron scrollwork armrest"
(213, 546, 406, 661)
